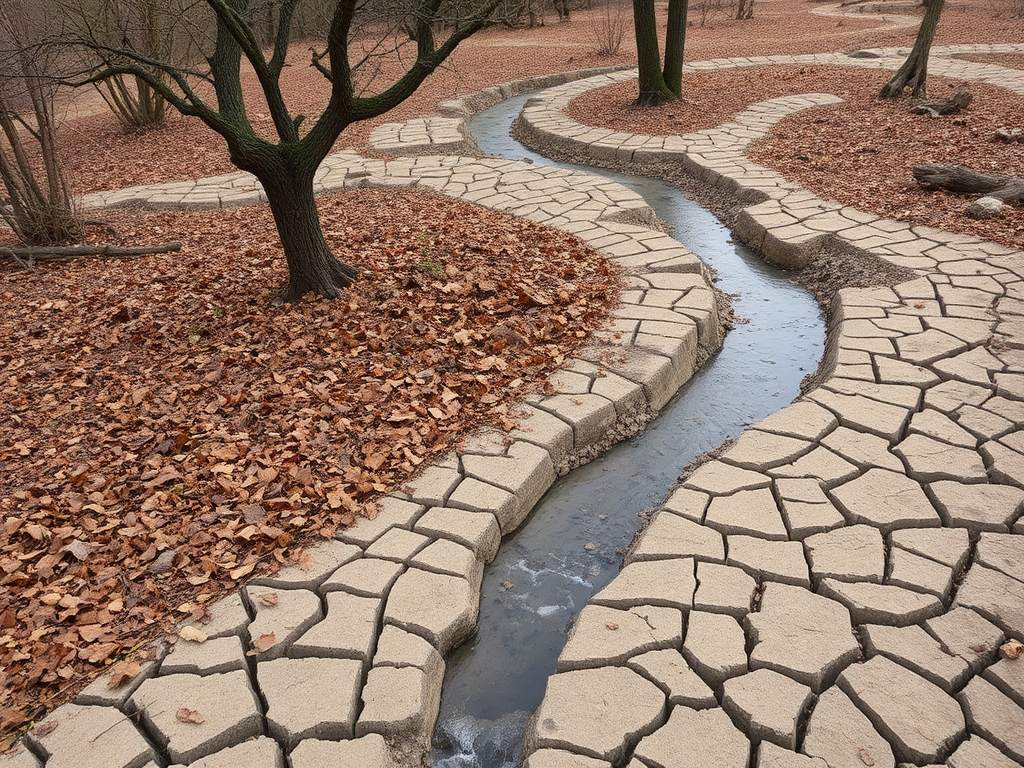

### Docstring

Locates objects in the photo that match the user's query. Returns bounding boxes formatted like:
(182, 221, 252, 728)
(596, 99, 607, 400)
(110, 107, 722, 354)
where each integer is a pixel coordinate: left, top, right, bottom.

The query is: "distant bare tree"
(0, 0, 81, 246)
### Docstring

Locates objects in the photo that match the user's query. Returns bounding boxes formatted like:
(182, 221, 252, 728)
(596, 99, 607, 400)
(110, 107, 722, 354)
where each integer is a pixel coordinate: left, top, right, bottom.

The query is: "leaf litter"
(0, 187, 620, 740)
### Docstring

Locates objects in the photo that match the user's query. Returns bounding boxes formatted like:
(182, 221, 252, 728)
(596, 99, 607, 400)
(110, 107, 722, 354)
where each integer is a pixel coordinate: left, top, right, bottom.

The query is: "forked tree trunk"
(661, 0, 688, 97)
(880, 0, 944, 98)
(258, 167, 362, 304)
(633, 0, 681, 105)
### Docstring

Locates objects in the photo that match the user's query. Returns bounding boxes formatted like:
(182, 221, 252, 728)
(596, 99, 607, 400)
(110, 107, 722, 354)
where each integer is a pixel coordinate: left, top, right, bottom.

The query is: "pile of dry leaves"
(0, 188, 620, 738)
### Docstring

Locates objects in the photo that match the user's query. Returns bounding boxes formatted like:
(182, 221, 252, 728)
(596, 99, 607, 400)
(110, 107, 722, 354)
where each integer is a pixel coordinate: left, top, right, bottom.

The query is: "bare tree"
(63, 0, 504, 303)
(0, 0, 81, 246)
(880, 0, 944, 98)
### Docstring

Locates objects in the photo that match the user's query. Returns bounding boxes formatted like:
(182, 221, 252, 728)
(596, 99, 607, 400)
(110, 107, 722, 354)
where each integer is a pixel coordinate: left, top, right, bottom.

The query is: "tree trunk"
(879, 0, 944, 99)
(661, 0, 687, 97)
(258, 167, 362, 304)
(633, 0, 677, 105)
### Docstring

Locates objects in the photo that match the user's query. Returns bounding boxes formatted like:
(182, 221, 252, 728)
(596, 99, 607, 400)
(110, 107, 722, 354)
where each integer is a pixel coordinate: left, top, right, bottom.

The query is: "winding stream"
(429, 92, 826, 768)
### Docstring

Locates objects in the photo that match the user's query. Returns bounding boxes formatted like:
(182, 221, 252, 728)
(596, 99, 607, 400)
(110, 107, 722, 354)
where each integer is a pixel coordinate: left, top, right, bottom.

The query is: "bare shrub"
(0, 3, 81, 246)
(592, 0, 628, 55)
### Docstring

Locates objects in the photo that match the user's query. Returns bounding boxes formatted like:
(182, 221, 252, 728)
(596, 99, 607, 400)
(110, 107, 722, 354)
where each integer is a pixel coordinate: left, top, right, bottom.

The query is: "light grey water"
(429, 92, 825, 768)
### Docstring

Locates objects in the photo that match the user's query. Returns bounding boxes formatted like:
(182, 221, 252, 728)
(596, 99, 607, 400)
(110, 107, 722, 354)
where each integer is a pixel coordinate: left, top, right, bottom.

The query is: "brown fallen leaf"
(257, 592, 279, 607)
(605, 622, 619, 631)
(178, 626, 208, 643)
(253, 633, 277, 653)
(175, 708, 205, 724)
(105, 661, 142, 690)
(1001, 639, 1024, 660)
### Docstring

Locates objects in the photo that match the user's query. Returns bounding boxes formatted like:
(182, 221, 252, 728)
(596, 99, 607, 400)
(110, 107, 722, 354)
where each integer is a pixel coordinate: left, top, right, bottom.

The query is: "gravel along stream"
(429, 92, 826, 768)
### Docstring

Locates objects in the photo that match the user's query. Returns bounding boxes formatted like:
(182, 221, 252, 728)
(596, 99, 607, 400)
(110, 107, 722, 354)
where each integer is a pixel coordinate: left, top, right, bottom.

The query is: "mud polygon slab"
(908, 408, 978, 448)
(321, 557, 404, 598)
(413, 506, 501, 562)
(723, 668, 813, 749)
(356, 663, 444, 745)
(888, 527, 970, 569)
(820, 427, 905, 472)
(626, 511, 725, 564)
(289, 735, 402, 768)
(896, 329, 969, 364)
(411, 538, 482, 588)
(893, 434, 988, 483)
(384, 567, 477, 654)
(975, 531, 1024, 583)
(662, 487, 710, 522)
(558, 604, 682, 671)
(802, 687, 895, 768)
(946, 736, 1022, 768)
(249, 539, 360, 591)
(291, 590, 382, 662)
(984, 658, 1024, 708)
(535, 393, 616, 450)
(627, 649, 716, 708)
(957, 677, 1024, 763)
(524, 750, 612, 768)
(929, 481, 1024, 532)
(757, 742, 828, 768)
(830, 469, 940, 531)
(0, 747, 40, 768)
(767, 446, 860, 485)
(446, 477, 517, 531)
(633, 706, 750, 768)
(160, 635, 246, 676)
(682, 610, 748, 686)
(591, 558, 696, 611)
(726, 536, 810, 587)
(721, 430, 811, 469)
(926, 606, 1005, 671)
(776, 478, 845, 539)
(839, 655, 966, 763)
(955, 564, 1024, 637)
(746, 582, 859, 692)
(508, 404, 575, 462)
(525, 667, 666, 764)
(245, 586, 323, 659)
(183, 737, 284, 767)
(398, 465, 462, 507)
(364, 526, 430, 562)
(129, 670, 261, 764)
(339, 497, 423, 546)
(704, 487, 788, 540)
(807, 390, 910, 441)
(804, 524, 884, 583)
(756, 401, 838, 441)
(27, 703, 155, 768)
(75, 653, 161, 706)
(683, 463, 772, 496)
(819, 578, 943, 626)
(862, 623, 970, 693)
(257, 657, 362, 747)
(983, 440, 1024, 487)
(886, 546, 954, 598)
(373, 624, 443, 670)
(193, 592, 251, 639)
(693, 561, 757, 616)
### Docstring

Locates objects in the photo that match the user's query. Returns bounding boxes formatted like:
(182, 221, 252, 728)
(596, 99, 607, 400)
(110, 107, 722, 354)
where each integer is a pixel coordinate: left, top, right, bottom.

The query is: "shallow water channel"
(428, 93, 826, 767)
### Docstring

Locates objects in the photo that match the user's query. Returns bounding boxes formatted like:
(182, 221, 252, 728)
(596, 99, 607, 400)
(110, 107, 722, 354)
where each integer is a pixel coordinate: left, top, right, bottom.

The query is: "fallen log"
(910, 88, 973, 117)
(912, 164, 1024, 203)
(0, 242, 181, 269)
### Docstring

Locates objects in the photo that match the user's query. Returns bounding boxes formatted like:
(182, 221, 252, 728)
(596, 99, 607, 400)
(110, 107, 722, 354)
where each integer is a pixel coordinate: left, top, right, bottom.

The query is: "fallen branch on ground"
(0, 242, 182, 269)
(912, 164, 1024, 203)
(911, 88, 973, 117)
